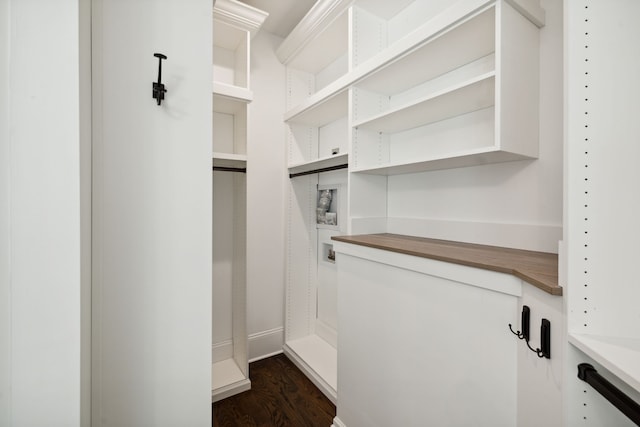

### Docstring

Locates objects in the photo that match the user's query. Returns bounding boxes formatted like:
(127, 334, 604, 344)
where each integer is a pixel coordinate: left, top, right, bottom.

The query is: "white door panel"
(92, 0, 212, 425)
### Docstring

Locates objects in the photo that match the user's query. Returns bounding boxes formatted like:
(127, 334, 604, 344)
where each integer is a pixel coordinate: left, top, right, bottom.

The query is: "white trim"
(212, 339, 233, 363)
(283, 340, 337, 404)
(332, 242, 523, 298)
(276, 0, 354, 64)
(213, 0, 268, 38)
(211, 378, 251, 403)
(248, 326, 284, 362)
(332, 416, 347, 427)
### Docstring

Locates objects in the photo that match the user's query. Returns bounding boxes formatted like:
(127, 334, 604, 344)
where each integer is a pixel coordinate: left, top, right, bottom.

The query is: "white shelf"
(282, 3, 495, 130)
(211, 358, 251, 402)
(569, 333, 640, 394)
(354, 72, 495, 133)
(213, 152, 247, 169)
(288, 153, 348, 176)
(354, 4, 496, 97)
(352, 147, 532, 175)
(284, 84, 349, 126)
(283, 334, 337, 404)
(213, 93, 248, 115)
(213, 81, 253, 103)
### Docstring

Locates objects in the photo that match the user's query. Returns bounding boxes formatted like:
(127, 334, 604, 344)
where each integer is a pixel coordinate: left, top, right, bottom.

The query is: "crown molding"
(213, 0, 269, 38)
(276, 0, 354, 65)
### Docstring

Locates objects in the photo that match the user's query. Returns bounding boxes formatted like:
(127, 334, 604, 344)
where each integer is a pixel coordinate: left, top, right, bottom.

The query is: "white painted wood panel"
(336, 250, 518, 427)
(244, 32, 288, 361)
(565, 0, 640, 424)
(3, 1, 91, 425)
(91, 0, 212, 425)
(0, 1, 9, 422)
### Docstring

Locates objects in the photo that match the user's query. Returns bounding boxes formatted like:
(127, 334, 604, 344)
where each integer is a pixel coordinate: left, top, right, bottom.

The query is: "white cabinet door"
(92, 0, 212, 425)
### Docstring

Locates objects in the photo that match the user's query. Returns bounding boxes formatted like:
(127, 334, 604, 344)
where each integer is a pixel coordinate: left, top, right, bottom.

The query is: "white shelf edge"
(353, 71, 496, 133)
(284, 78, 351, 124)
(276, 0, 354, 64)
(213, 0, 269, 38)
(213, 81, 253, 103)
(283, 335, 337, 404)
(213, 152, 247, 169)
(351, 148, 533, 175)
(569, 333, 640, 394)
(288, 153, 348, 176)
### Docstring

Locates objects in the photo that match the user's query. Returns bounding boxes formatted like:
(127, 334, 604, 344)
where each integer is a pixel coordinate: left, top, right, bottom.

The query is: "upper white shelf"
(361, 5, 494, 93)
(353, 72, 495, 133)
(282, 1, 496, 127)
(289, 153, 348, 177)
(285, 86, 349, 126)
(213, 93, 248, 115)
(213, 152, 247, 170)
(213, 81, 253, 103)
(351, 147, 531, 175)
(569, 333, 640, 395)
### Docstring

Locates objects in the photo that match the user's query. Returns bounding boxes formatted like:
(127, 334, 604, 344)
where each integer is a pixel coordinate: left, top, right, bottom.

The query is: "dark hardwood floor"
(213, 353, 336, 427)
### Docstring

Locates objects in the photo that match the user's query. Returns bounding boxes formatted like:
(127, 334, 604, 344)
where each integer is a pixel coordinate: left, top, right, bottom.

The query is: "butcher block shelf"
(331, 233, 561, 296)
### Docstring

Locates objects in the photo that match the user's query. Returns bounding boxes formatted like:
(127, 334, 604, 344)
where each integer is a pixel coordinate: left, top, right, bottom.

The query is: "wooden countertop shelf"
(331, 233, 561, 296)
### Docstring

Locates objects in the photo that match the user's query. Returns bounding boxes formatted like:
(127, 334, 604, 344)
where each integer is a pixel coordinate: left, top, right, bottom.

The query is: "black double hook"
(152, 53, 167, 106)
(509, 305, 551, 359)
(509, 305, 530, 341)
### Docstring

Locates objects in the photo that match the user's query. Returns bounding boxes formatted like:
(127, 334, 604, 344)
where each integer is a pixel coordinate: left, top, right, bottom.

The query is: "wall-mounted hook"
(525, 318, 551, 359)
(509, 306, 551, 359)
(509, 305, 530, 341)
(152, 53, 167, 105)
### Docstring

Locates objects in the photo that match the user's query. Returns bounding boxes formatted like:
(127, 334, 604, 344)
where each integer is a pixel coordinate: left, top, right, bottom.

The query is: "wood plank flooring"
(213, 353, 336, 426)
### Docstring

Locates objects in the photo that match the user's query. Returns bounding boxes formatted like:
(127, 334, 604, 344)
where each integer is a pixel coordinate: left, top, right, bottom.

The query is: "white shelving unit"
(211, 0, 267, 403)
(565, 1, 640, 424)
(351, 1, 541, 174)
(280, 0, 544, 406)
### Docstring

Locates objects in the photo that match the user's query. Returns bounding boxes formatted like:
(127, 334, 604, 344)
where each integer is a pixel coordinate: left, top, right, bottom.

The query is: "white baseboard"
(248, 326, 284, 362)
(211, 378, 251, 403)
(283, 339, 337, 405)
(212, 339, 233, 363)
(387, 217, 561, 253)
(332, 416, 347, 427)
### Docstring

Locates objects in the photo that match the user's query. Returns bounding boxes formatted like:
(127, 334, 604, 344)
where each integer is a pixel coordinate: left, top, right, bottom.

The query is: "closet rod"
(213, 166, 247, 173)
(577, 363, 640, 425)
(289, 163, 347, 179)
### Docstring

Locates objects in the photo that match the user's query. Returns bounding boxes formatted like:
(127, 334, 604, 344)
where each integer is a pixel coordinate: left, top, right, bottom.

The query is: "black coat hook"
(525, 318, 551, 359)
(509, 305, 530, 341)
(152, 53, 167, 105)
(509, 305, 551, 359)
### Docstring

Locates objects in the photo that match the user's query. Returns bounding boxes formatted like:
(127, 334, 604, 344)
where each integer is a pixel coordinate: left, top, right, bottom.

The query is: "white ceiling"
(237, 0, 317, 38)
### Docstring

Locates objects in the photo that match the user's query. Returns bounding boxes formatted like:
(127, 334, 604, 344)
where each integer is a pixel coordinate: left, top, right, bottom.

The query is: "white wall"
(387, 0, 563, 254)
(0, 0, 91, 426)
(246, 30, 287, 360)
